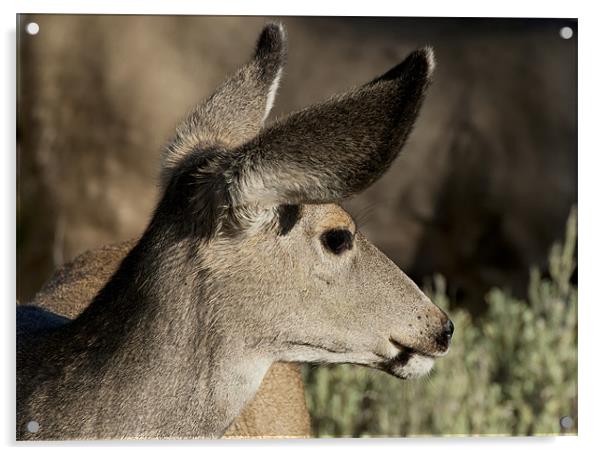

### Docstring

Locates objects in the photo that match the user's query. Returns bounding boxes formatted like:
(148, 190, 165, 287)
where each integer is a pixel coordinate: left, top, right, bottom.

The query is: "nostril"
(435, 319, 454, 350)
(444, 319, 454, 338)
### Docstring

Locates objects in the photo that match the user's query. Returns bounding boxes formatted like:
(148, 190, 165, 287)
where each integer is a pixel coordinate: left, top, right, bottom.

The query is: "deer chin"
(382, 348, 435, 380)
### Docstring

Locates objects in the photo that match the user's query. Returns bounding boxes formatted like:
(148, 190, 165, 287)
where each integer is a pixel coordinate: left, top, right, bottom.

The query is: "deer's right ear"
(161, 23, 287, 186)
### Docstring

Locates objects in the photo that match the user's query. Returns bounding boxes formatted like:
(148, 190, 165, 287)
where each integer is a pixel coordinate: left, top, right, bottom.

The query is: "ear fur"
(161, 23, 287, 187)
(229, 47, 435, 207)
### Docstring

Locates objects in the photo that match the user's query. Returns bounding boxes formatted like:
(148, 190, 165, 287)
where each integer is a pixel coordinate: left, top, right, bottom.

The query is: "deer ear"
(161, 23, 287, 186)
(230, 47, 435, 208)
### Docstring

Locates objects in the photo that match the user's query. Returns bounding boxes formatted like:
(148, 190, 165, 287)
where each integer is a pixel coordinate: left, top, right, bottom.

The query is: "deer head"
(151, 23, 453, 381)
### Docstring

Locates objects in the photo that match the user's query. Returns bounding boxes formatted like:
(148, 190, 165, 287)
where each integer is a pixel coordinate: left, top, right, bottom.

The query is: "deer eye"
(320, 229, 353, 255)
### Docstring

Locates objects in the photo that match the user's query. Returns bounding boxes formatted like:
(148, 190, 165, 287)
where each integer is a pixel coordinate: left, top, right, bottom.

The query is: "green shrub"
(302, 208, 577, 437)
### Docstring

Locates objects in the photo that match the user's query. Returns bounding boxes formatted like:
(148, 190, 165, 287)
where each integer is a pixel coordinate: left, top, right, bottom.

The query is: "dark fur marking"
(391, 347, 415, 366)
(369, 48, 431, 86)
(154, 146, 232, 242)
(254, 23, 287, 83)
(277, 204, 300, 236)
(381, 344, 416, 378)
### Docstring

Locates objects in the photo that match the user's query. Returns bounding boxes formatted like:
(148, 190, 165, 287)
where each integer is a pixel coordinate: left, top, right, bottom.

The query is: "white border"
(2, 1, 600, 454)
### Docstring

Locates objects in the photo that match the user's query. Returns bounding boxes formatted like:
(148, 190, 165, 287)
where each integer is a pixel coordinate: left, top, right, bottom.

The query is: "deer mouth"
(388, 337, 437, 359)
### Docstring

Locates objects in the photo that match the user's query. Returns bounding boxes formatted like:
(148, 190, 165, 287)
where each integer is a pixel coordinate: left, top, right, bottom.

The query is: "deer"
(17, 23, 453, 440)
(25, 240, 311, 438)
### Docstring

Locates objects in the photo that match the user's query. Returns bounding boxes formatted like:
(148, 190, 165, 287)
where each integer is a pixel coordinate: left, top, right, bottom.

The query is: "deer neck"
(64, 228, 271, 437)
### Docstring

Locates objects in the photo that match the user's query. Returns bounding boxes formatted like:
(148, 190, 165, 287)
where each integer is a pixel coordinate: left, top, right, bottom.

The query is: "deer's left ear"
(161, 23, 287, 186)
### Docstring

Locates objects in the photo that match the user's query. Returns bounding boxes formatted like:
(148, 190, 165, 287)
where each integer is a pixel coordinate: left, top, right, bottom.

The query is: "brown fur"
(30, 240, 311, 438)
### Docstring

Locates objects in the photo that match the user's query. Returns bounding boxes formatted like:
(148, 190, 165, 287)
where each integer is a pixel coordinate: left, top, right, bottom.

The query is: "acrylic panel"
(16, 15, 577, 440)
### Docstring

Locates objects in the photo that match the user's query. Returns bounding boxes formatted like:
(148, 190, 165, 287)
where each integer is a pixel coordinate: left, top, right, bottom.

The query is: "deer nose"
(435, 318, 454, 350)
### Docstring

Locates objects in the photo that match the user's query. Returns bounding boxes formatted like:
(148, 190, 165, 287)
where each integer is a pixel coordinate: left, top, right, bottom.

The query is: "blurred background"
(17, 15, 577, 436)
